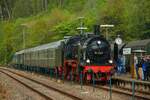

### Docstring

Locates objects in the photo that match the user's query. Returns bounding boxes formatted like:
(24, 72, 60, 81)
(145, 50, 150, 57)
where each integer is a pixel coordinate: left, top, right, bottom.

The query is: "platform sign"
(123, 48, 131, 55)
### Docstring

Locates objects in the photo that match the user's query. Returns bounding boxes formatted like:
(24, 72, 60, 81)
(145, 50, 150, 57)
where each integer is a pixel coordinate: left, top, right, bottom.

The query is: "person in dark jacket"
(142, 57, 148, 81)
(147, 56, 150, 81)
(146, 56, 150, 81)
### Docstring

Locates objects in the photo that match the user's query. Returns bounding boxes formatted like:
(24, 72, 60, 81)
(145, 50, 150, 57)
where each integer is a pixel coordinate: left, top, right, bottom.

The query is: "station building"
(124, 39, 150, 78)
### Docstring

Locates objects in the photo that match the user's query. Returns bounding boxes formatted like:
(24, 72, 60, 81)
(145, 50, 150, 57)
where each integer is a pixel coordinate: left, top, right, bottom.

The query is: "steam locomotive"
(12, 25, 114, 81)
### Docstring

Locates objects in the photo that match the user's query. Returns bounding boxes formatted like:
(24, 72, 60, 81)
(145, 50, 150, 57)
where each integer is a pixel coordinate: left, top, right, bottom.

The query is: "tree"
(3, 0, 11, 19)
(12, 0, 33, 18)
(124, 0, 150, 40)
(0, 4, 3, 20)
(97, 0, 127, 40)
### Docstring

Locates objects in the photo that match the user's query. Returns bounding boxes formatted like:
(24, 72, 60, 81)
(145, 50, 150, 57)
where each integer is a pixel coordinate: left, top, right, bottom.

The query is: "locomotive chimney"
(93, 25, 100, 35)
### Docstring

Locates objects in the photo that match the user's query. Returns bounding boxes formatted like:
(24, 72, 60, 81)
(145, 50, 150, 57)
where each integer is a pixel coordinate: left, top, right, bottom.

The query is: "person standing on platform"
(134, 55, 139, 79)
(122, 55, 126, 73)
(117, 55, 122, 75)
(145, 56, 149, 81)
(147, 56, 150, 80)
(142, 57, 148, 81)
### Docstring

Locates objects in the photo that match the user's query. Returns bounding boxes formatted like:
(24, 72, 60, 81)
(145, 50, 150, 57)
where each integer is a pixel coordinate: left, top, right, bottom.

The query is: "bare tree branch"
(0, 5, 3, 21)
(3, 0, 11, 19)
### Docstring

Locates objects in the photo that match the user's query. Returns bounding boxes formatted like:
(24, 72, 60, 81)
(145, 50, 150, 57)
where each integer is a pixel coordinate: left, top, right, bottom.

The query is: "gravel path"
(0, 72, 45, 100)
(7, 68, 132, 100)
(0, 81, 7, 100)
(2, 70, 74, 100)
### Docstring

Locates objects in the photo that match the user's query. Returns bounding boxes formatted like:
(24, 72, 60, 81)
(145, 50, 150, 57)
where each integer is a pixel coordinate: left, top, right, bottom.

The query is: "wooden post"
(130, 53, 135, 78)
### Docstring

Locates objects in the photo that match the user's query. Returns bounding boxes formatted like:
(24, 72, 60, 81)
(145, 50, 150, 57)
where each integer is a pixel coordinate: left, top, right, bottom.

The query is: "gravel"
(0, 72, 45, 100)
(0, 81, 7, 100)
(3, 70, 74, 100)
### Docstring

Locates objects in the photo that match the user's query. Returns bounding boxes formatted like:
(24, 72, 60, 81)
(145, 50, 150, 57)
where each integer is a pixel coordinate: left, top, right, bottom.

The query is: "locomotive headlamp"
(86, 59, 90, 63)
(108, 60, 113, 64)
(97, 41, 101, 45)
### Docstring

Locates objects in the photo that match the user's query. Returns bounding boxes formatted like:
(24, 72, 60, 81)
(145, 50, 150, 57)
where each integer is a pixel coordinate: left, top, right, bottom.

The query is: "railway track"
(95, 85, 150, 100)
(93, 76, 150, 100)
(0, 68, 82, 100)
(112, 76, 150, 94)
(0, 69, 52, 100)
(111, 76, 150, 99)
(2, 67, 150, 100)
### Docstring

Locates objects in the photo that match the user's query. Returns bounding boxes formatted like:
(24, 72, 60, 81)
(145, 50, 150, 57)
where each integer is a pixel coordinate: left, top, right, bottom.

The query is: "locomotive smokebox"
(93, 25, 100, 35)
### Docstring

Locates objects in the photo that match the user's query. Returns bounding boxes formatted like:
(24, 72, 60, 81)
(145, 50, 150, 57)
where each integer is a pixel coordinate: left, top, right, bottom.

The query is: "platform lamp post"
(21, 24, 28, 71)
(114, 34, 123, 61)
(76, 17, 87, 90)
(77, 17, 87, 36)
(100, 24, 114, 100)
(100, 24, 114, 40)
(4, 42, 7, 65)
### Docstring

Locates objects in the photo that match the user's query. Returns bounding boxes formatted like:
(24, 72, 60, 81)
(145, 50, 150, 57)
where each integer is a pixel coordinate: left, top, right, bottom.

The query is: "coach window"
(48, 49, 54, 59)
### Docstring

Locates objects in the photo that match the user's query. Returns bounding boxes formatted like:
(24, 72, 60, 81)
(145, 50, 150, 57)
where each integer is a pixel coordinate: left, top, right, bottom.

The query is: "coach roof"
(15, 40, 63, 55)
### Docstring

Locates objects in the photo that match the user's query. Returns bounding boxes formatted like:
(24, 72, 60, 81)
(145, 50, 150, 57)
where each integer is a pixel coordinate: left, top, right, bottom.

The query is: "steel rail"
(4, 67, 149, 100)
(115, 86, 150, 95)
(95, 85, 150, 100)
(0, 70, 53, 100)
(0, 68, 82, 100)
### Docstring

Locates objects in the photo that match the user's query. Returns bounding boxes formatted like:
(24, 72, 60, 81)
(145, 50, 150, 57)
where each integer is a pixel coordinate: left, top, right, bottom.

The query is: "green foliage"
(12, 0, 33, 18)
(0, 0, 149, 64)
